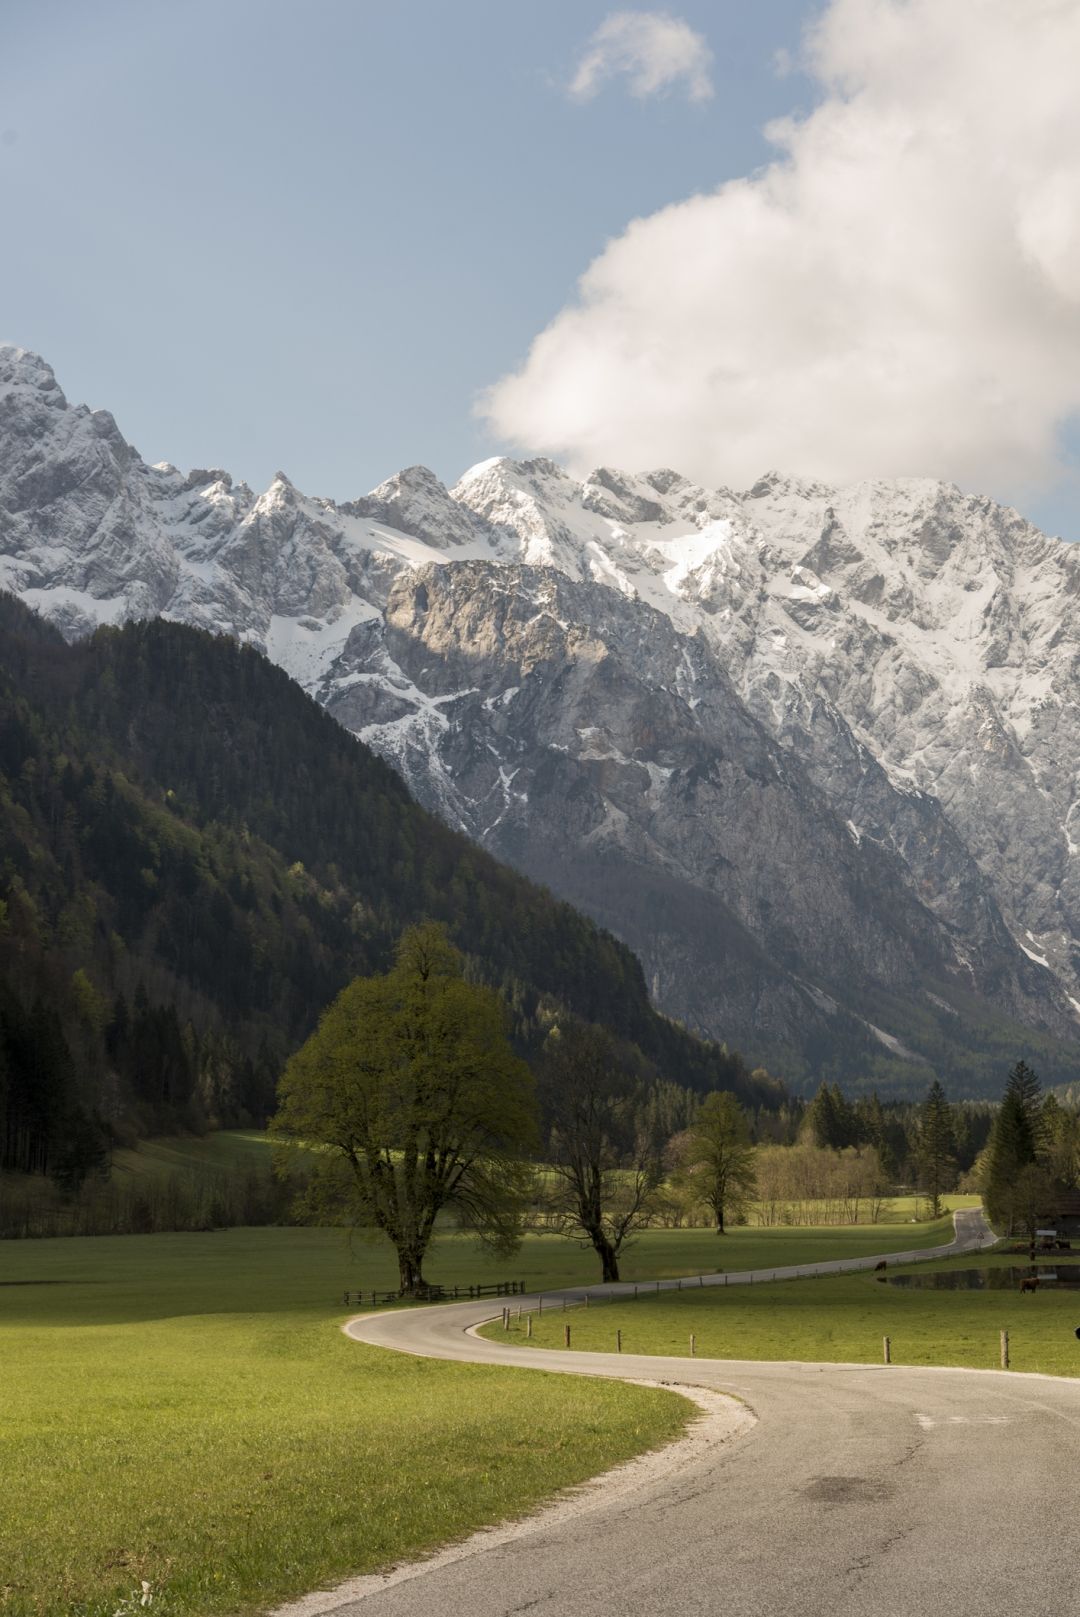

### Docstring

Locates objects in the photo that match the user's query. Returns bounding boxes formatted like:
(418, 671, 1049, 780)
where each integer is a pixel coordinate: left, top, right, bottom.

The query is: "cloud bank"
(567, 11, 714, 104)
(490, 0, 1080, 504)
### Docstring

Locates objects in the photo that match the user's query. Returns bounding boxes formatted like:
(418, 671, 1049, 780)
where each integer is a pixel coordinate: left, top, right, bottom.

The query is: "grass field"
(109, 1132, 282, 1182)
(497, 1251, 1080, 1378)
(0, 1208, 976, 1616)
(0, 1228, 692, 1617)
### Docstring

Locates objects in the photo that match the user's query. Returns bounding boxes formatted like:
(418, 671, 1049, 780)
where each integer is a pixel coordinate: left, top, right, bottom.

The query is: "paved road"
(302, 1211, 1080, 1616)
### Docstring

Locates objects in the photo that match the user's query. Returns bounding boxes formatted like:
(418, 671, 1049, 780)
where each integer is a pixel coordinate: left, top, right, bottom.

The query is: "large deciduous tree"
(271, 923, 538, 1294)
(539, 1020, 662, 1283)
(672, 1091, 757, 1233)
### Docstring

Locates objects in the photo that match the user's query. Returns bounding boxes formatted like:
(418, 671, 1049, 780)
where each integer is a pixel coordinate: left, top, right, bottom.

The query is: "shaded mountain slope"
(0, 595, 765, 1177)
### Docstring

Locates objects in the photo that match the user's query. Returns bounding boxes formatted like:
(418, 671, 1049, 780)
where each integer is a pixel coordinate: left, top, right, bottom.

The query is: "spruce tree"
(916, 1080, 955, 1218)
(983, 1060, 1045, 1233)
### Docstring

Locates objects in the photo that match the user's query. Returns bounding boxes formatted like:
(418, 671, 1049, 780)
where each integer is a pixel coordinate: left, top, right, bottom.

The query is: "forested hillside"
(0, 596, 773, 1184)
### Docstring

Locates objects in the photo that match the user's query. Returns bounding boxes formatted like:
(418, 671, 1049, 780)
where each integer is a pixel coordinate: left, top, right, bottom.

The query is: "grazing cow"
(1019, 1277, 1039, 1294)
(1057, 1240, 1072, 1253)
(874, 1260, 887, 1272)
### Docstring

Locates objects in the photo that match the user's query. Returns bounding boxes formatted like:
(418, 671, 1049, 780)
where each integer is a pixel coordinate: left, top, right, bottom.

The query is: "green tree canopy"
(271, 922, 538, 1293)
(673, 1091, 757, 1233)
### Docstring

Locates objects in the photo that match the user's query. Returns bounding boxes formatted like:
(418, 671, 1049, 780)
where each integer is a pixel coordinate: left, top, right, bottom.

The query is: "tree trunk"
(589, 1230, 620, 1283)
(398, 1250, 426, 1296)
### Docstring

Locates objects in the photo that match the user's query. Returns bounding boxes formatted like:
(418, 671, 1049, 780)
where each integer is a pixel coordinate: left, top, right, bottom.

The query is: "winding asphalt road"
(294, 1212, 1080, 1617)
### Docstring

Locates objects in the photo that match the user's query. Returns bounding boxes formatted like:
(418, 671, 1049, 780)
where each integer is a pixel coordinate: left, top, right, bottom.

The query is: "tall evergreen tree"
(982, 1060, 1046, 1234)
(805, 1083, 839, 1149)
(916, 1079, 955, 1218)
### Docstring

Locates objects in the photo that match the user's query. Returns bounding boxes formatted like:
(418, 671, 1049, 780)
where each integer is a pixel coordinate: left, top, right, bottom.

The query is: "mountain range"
(3, 342, 1078, 1095)
(0, 588, 763, 1183)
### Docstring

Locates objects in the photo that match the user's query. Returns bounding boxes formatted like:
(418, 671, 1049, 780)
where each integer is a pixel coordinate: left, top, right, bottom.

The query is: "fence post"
(690, 1333, 696, 1357)
(883, 1335, 891, 1364)
(616, 1328, 622, 1353)
(634, 1285, 638, 1299)
(538, 1294, 543, 1315)
(1001, 1330, 1009, 1370)
(585, 1293, 590, 1309)
(527, 1313, 533, 1338)
(564, 1323, 571, 1349)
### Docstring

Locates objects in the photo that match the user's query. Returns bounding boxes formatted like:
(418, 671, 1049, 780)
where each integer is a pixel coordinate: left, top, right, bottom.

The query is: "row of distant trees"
(272, 923, 1031, 1291)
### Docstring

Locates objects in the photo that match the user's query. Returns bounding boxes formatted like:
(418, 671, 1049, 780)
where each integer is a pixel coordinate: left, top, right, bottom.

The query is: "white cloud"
(567, 11, 714, 104)
(490, 0, 1080, 508)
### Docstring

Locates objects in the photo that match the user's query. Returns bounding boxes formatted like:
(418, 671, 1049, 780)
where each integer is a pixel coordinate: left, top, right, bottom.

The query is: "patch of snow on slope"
(262, 599, 380, 688)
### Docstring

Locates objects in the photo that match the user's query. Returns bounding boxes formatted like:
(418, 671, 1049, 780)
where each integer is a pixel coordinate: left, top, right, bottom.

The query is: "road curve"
(293, 1212, 1080, 1617)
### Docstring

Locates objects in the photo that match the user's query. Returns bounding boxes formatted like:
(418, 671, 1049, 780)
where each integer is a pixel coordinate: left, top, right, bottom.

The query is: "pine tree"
(982, 1060, 1046, 1234)
(916, 1080, 955, 1218)
(805, 1083, 839, 1148)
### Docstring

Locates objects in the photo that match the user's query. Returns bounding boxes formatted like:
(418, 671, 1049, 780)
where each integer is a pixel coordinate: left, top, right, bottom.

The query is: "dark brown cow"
(1019, 1276, 1039, 1294)
(874, 1260, 887, 1272)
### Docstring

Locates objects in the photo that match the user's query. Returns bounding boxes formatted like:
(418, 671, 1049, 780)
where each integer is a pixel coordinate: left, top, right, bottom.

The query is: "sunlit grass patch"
(493, 1250, 1080, 1379)
(0, 1228, 686, 1617)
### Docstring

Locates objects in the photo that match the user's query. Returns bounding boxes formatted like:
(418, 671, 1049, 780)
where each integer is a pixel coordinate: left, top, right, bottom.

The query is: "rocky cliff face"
(3, 344, 1077, 1092)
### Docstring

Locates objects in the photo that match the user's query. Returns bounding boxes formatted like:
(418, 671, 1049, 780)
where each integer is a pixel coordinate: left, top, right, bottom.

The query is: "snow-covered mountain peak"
(346, 463, 492, 553)
(5, 347, 1080, 1088)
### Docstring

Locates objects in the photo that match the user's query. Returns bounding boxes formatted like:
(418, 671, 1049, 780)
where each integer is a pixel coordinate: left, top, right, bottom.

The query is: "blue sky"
(3, 1, 1079, 538)
(0, 3, 818, 488)
(1, 2, 815, 494)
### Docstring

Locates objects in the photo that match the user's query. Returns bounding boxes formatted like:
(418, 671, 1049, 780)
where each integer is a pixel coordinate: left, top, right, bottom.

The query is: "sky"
(3, 0, 1079, 539)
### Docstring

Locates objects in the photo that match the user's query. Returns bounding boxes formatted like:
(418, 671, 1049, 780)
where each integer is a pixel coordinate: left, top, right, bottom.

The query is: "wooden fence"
(341, 1279, 527, 1307)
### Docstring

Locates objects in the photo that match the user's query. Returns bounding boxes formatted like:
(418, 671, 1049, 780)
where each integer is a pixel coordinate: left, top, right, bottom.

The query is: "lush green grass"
(748, 1193, 981, 1225)
(499, 1251, 1080, 1378)
(0, 1229, 689, 1617)
(557, 1212, 962, 1282)
(109, 1132, 281, 1182)
(0, 1133, 287, 1224)
(0, 1186, 980, 1614)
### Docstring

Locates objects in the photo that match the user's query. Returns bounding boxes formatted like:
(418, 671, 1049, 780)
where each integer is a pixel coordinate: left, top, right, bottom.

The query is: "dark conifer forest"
(0, 595, 771, 1184)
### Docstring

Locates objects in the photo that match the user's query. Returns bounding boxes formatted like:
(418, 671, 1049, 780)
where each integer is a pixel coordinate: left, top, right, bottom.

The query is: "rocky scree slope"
(2, 344, 1077, 1093)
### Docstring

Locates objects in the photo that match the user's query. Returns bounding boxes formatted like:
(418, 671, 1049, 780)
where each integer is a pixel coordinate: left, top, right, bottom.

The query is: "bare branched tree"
(538, 1020, 662, 1282)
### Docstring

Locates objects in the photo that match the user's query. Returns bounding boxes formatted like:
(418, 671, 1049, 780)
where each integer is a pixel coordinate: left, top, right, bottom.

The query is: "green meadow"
(0, 1199, 977, 1616)
(0, 1228, 689, 1617)
(503, 1251, 1080, 1378)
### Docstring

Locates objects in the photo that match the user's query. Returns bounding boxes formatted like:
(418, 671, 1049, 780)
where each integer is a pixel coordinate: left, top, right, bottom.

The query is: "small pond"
(879, 1266, 1080, 1290)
